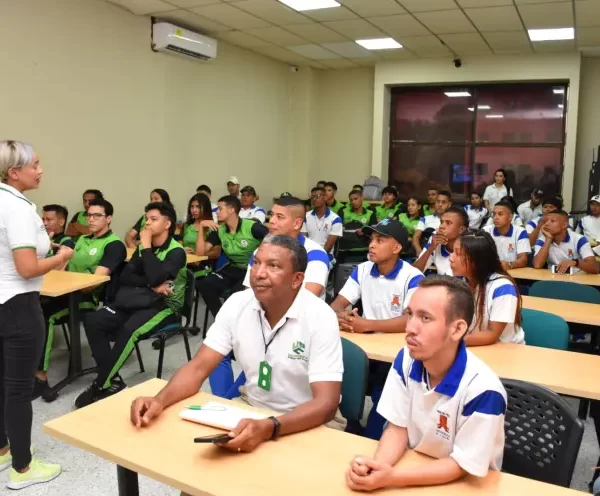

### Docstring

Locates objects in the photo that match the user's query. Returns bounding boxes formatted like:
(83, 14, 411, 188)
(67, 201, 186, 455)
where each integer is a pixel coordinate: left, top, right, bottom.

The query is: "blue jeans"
(208, 355, 246, 399)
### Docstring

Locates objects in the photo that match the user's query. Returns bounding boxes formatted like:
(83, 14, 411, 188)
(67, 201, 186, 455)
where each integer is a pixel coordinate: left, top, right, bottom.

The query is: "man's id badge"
(258, 360, 272, 391)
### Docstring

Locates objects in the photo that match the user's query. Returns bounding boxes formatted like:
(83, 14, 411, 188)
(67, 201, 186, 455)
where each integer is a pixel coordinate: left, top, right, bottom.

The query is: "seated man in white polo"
(303, 186, 342, 267)
(239, 185, 266, 224)
(533, 210, 599, 274)
(577, 195, 600, 256)
(346, 276, 507, 491)
(411, 190, 451, 253)
(331, 218, 423, 440)
(130, 235, 344, 453)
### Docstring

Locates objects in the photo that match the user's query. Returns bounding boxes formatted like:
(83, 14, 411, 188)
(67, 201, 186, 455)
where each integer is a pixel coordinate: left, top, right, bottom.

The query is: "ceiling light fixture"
(355, 38, 402, 50)
(278, 0, 340, 11)
(553, 88, 565, 94)
(485, 114, 504, 119)
(558, 104, 564, 109)
(445, 91, 471, 97)
(468, 105, 491, 111)
(528, 28, 574, 42)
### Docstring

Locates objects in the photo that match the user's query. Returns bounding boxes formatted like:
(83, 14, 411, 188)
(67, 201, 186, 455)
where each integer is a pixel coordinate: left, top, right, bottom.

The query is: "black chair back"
(181, 269, 196, 325)
(333, 262, 359, 298)
(501, 378, 584, 487)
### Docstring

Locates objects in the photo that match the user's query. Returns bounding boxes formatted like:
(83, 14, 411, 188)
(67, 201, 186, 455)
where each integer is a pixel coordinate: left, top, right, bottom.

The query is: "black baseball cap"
(241, 185, 257, 196)
(532, 188, 544, 198)
(363, 219, 409, 247)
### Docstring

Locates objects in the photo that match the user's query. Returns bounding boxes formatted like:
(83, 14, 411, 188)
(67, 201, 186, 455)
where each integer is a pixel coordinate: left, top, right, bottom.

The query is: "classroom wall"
(0, 0, 290, 236)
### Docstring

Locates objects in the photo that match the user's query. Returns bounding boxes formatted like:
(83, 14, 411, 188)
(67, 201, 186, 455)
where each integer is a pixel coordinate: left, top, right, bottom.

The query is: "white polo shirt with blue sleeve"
(533, 231, 595, 272)
(465, 205, 488, 229)
(468, 274, 525, 344)
(577, 215, 600, 243)
(527, 215, 576, 237)
(239, 205, 266, 224)
(302, 208, 343, 257)
(338, 259, 424, 320)
(211, 202, 218, 222)
(243, 234, 329, 299)
(418, 243, 453, 276)
(377, 342, 507, 477)
(416, 214, 440, 233)
(483, 224, 530, 263)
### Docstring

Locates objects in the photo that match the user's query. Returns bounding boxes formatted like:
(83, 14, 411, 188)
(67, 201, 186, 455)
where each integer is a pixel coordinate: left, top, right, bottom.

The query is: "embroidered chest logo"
(288, 341, 307, 361)
(240, 239, 248, 248)
(436, 410, 451, 440)
(388, 213, 394, 218)
(507, 243, 514, 252)
(568, 249, 574, 258)
(390, 294, 402, 313)
(89, 248, 98, 256)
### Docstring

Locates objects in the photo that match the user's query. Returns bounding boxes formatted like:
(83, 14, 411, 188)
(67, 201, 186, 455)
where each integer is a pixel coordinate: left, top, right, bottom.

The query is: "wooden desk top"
(509, 267, 600, 286)
(523, 295, 600, 325)
(343, 333, 600, 400)
(126, 247, 207, 265)
(41, 271, 110, 298)
(44, 379, 581, 496)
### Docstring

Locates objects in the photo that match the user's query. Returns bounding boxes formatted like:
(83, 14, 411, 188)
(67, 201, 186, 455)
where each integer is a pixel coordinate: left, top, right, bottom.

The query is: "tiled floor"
(2, 304, 598, 495)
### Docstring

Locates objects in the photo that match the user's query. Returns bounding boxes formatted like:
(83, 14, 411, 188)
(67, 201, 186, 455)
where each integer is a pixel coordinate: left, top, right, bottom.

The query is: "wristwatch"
(268, 416, 281, 441)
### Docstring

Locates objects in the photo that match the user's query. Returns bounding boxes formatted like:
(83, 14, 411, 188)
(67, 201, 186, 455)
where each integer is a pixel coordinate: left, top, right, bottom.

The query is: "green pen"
(186, 405, 226, 412)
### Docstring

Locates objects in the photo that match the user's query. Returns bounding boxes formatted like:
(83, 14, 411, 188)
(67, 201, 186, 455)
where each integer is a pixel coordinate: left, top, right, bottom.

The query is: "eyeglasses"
(311, 194, 324, 199)
(86, 213, 106, 220)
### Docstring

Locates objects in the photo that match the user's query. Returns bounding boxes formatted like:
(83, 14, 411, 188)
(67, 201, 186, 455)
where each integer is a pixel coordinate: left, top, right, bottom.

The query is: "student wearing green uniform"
(423, 188, 438, 217)
(195, 195, 268, 318)
(75, 202, 186, 408)
(42, 204, 75, 256)
(340, 190, 377, 229)
(375, 186, 404, 222)
(35, 199, 126, 399)
(399, 196, 423, 239)
(65, 189, 103, 238)
(125, 189, 171, 248)
(325, 181, 345, 214)
(178, 192, 216, 278)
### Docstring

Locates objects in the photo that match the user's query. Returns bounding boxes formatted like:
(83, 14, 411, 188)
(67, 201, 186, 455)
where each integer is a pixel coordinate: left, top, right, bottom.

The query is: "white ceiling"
(102, 0, 600, 69)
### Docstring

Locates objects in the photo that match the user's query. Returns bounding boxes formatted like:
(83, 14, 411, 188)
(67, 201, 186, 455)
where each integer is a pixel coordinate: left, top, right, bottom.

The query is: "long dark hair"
(406, 196, 423, 219)
(494, 168, 511, 194)
(186, 193, 212, 226)
(152, 188, 171, 205)
(458, 229, 522, 329)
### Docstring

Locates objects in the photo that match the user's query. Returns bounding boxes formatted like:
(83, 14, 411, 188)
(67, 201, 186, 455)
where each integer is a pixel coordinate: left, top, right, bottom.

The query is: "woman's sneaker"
(0, 446, 35, 472)
(7, 458, 61, 490)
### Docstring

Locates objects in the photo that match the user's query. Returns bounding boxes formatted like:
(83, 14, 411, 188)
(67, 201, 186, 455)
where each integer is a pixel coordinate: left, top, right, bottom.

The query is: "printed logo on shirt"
(568, 249, 574, 258)
(288, 341, 307, 362)
(89, 248, 98, 256)
(390, 294, 402, 313)
(388, 212, 394, 218)
(361, 218, 366, 223)
(436, 410, 451, 440)
(508, 243, 514, 252)
(240, 239, 248, 248)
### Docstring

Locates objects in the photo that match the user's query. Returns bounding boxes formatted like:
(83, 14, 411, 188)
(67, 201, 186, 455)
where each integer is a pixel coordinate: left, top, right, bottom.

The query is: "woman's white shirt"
(0, 184, 50, 303)
(483, 184, 513, 210)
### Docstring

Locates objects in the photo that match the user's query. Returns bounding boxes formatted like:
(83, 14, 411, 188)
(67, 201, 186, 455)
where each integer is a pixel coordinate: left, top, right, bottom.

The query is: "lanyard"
(258, 314, 288, 355)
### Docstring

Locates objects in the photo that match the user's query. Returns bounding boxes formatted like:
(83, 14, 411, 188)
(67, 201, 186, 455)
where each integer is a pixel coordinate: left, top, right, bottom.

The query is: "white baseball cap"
(590, 195, 600, 204)
(227, 176, 240, 185)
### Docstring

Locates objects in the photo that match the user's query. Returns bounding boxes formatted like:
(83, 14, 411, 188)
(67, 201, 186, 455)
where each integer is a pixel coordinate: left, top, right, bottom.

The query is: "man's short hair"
(196, 184, 211, 194)
(84, 189, 103, 200)
(542, 196, 563, 209)
(311, 186, 325, 195)
(43, 204, 69, 221)
(428, 187, 439, 193)
(437, 190, 452, 200)
(276, 196, 305, 209)
(89, 198, 113, 217)
(145, 201, 177, 236)
(349, 189, 363, 198)
(353, 184, 363, 191)
(218, 195, 241, 214)
(495, 199, 515, 214)
(262, 234, 308, 273)
(418, 275, 474, 328)
(549, 209, 570, 222)
(324, 181, 338, 191)
(443, 205, 469, 227)
(382, 186, 398, 197)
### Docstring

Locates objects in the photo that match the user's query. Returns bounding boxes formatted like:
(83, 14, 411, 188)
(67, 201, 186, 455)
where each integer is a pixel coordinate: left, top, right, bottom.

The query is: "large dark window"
(389, 83, 566, 203)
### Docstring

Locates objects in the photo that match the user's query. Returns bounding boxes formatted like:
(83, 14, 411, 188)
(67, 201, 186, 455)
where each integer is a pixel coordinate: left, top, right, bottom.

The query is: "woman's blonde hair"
(0, 140, 36, 183)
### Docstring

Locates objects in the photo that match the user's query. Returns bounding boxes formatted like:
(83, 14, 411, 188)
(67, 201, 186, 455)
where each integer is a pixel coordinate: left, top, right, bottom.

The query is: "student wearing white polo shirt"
(526, 196, 562, 245)
(331, 219, 424, 440)
(517, 189, 543, 226)
(239, 186, 266, 223)
(483, 195, 523, 229)
(450, 230, 525, 345)
(483, 168, 513, 211)
(483, 200, 530, 271)
(412, 190, 452, 253)
(533, 210, 599, 274)
(346, 276, 506, 491)
(303, 186, 343, 263)
(464, 192, 488, 229)
(413, 206, 468, 276)
(130, 235, 344, 452)
(577, 195, 600, 255)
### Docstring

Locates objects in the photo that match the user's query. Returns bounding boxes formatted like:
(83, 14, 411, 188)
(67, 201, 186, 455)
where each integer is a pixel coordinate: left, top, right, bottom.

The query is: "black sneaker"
(32, 378, 49, 400)
(74, 383, 102, 409)
(97, 377, 127, 401)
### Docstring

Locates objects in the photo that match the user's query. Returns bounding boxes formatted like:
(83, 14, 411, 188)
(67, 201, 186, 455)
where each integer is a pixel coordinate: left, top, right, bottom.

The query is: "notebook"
(179, 401, 267, 431)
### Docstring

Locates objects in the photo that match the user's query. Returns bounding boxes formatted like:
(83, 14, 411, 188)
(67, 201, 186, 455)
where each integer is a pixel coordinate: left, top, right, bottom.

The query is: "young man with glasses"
(34, 199, 126, 399)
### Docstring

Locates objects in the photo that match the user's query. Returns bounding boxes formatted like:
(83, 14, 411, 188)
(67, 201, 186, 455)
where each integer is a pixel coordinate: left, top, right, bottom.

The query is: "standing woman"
(483, 168, 513, 211)
(449, 229, 525, 347)
(0, 141, 73, 489)
(124, 188, 171, 248)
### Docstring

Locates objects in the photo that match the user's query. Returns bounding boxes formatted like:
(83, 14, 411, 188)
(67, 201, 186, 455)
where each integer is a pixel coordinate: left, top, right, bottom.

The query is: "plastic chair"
(521, 309, 569, 350)
(529, 280, 600, 304)
(502, 378, 584, 487)
(339, 338, 369, 422)
(135, 269, 194, 378)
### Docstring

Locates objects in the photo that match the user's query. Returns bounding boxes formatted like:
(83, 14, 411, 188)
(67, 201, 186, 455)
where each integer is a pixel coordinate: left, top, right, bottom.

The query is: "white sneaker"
(7, 458, 61, 490)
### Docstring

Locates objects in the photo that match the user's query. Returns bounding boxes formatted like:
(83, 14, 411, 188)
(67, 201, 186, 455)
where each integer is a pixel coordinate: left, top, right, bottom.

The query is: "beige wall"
(0, 0, 290, 236)
(574, 57, 600, 211)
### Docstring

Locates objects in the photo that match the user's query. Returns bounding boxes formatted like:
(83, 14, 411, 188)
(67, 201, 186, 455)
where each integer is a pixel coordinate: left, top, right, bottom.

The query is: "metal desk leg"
(117, 466, 139, 496)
